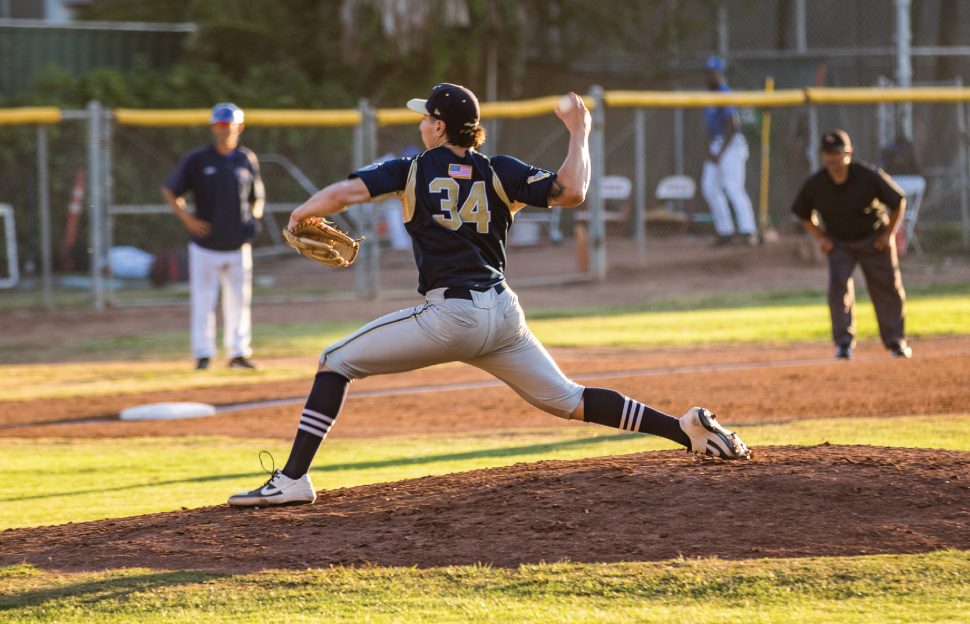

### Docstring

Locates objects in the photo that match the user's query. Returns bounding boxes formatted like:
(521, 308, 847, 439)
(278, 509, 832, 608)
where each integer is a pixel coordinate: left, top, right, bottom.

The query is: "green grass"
(2, 414, 967, 531)
(2, 551, 968, 623)
(4, 283, 970, 366)
(2, 285, 968, 622)
(2, 284, 970, 400)
(527, 286, 970, 347)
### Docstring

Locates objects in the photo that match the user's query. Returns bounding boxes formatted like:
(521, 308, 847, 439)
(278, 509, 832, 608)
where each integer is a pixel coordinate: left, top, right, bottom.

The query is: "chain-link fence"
(0, 109, 90, 309)
(3, 85, 970, 311)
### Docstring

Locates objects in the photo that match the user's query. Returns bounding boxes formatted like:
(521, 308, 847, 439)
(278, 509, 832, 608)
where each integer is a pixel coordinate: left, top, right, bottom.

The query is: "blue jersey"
(704, 83, 737, 139)
(354, 146, 556, 294)
(163, 144, 264, 251)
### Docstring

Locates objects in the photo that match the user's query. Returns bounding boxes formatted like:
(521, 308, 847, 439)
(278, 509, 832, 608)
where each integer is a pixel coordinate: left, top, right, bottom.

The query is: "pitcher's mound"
(2, 445, 967, 572)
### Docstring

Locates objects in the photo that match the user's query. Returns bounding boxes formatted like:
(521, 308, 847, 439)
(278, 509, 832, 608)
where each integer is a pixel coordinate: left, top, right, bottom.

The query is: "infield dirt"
(2, 235, 968, 572)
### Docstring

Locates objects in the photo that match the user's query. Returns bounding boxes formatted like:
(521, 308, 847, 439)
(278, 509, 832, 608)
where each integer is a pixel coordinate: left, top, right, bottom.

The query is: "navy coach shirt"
(164, 144, 265, 251)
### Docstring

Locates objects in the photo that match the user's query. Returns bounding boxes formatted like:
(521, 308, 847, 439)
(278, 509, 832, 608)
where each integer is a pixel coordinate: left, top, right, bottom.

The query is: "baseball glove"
(282, 217, 363, 268)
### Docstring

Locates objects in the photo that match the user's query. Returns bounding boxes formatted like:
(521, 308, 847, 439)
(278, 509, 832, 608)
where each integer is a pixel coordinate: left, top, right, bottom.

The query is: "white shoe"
(679, 407, 751, 460)
(228, 470, 317, 507)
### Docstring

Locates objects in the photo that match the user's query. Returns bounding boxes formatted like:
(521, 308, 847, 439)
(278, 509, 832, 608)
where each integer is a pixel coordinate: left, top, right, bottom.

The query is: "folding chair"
(892, 175, 926, 256)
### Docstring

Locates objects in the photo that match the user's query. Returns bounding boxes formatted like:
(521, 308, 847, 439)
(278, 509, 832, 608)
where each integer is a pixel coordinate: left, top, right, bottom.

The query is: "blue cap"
(210, 102, 244, 124)
(705, 55, 726, 72)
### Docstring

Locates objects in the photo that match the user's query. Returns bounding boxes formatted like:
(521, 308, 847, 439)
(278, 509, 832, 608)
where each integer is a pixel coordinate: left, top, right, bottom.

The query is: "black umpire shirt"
(790, 161, 904, 241)
(163, 144, 264, 251)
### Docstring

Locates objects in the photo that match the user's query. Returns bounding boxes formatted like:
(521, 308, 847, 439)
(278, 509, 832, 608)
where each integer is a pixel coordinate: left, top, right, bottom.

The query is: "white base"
(119, 402, 216, 421)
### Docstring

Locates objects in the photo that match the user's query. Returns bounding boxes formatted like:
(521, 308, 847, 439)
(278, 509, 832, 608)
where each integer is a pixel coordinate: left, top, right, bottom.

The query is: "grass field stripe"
(0, 355, 858, 429)
(215, 356, 839, 414)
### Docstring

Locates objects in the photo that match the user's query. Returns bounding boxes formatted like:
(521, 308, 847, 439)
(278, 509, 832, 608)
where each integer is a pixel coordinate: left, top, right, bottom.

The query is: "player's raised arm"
(548, 92, 591, 208)
(287, 178, 371, 230)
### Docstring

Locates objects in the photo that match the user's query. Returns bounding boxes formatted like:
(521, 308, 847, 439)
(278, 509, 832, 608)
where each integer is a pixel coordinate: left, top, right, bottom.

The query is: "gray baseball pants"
(827, 231, 907, 349)
(321, 284, 585, 418)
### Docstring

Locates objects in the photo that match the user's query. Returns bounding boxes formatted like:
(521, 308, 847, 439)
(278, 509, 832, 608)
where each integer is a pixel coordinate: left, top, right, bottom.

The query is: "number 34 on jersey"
(430, 178, 491, 233)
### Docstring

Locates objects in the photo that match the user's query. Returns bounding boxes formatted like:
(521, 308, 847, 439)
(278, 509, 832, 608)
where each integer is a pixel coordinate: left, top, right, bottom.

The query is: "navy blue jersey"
(163, 144, 265, 250)
(354, 146, 556, 294)
(704, 83, 736, 138)
(791, 161, 904, 241)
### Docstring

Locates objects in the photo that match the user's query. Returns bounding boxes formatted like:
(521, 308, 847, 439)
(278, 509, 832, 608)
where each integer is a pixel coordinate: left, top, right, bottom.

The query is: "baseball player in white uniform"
(162, 103, 265, 370)
(701, 56, 758, 246)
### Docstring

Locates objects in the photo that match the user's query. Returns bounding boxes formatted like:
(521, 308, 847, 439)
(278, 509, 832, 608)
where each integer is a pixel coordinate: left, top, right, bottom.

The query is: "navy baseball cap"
(705, 55, 726, 72)
(821, 129, 852, 152)
(210, 102, 244, 124)
(406, 83, 480, 131)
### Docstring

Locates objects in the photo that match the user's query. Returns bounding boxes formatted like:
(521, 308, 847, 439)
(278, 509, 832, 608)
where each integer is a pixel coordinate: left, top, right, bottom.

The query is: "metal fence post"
(36, 125, 53, 309)
(353, 99, 379, 299)
(808, 104, 820, 170)
(958, 91, 970, 249)
(362, 100, 379, 298)
(673, 107, 685, 176)
(87, 100, 106, 310)
(633, 107, 647, 265)
(588, 85, 607, 280)
(102, 107, 114, 305)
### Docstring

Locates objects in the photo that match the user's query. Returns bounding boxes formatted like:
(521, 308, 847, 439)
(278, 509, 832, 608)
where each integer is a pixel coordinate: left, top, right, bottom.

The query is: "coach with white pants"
(700, 56, 758, 246)
(162, 103, 265, 370)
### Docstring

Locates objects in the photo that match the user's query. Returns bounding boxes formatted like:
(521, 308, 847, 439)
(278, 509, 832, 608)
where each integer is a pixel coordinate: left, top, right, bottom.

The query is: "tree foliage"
(64, 0, 713, 108)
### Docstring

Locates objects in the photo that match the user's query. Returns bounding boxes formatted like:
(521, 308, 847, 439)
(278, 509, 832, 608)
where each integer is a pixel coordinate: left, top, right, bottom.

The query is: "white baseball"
(556, 94, 574, 113)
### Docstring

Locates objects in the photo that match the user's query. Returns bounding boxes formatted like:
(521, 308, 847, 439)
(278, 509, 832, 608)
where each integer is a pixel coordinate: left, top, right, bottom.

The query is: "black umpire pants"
(827, 230, 907, 349)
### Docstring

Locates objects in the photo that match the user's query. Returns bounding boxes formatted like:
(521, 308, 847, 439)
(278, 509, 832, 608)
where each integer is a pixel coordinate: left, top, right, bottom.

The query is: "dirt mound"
(2, 445, 967, 573)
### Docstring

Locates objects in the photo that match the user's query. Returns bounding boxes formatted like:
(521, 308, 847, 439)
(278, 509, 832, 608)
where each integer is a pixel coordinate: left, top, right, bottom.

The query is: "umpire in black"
(791, 129, 912, 360)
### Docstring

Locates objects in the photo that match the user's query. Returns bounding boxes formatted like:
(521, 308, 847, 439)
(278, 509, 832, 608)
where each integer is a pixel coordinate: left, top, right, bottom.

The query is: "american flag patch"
(448, 163, 472, 179)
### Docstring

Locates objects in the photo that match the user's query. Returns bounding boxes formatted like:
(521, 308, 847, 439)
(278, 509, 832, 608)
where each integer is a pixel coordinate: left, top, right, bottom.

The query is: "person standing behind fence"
(791, 129, 912, 360)
(161, 102, 265, 370)
(700, 55, 758, 247)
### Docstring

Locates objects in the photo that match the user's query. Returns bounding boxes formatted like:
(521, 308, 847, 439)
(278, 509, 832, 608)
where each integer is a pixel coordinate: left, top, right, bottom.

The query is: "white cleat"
(679, 407, 751, 460)
(228, 470, 317, 507)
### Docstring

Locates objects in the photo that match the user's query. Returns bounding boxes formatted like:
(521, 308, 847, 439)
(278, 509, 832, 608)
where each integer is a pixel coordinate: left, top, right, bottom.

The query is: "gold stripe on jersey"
(401, 158, 419, 223)
(489, 167, 527, 215)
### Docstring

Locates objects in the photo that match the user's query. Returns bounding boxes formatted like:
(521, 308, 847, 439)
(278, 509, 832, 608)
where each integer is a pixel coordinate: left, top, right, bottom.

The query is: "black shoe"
(195, 357, 210, 370)
(712, 235, 733, 247)
(229, 356, 258, 369)
(741, 233, 760, 247)
(890, 344, 912, 359)
(835, 345, 853, 360)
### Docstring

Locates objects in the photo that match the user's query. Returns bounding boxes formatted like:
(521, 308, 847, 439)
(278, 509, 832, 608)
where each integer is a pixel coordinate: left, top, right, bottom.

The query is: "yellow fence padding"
(377, 95, 597, 127)
(0, 107, 61, 125)
(35, 86, 970, 130)
(605, 90, 806, 108)
(806, 86, 970, 104)
(114, 108, 362, 127)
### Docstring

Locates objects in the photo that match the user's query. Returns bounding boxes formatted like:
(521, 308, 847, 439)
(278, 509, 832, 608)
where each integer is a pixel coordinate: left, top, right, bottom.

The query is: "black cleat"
(229, 356, 258, 369)
(890, 344, 912, 359)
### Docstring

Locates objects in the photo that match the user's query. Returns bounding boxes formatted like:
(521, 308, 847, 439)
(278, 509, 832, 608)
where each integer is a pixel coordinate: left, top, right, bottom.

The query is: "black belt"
(443, 282, 506, 300)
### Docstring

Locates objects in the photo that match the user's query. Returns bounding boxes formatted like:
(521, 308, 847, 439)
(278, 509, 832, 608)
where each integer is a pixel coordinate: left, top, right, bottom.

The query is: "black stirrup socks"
(282, 371, 350, 479)
(582, 387, 691, 448)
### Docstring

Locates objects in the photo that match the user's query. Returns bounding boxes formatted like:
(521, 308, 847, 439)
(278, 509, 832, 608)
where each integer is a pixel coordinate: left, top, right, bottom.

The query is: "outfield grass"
(1, 414, 967, 531)
(3, 286, 968, 622)
(2, 284, 970, 400)
(2, 551, 968, 623)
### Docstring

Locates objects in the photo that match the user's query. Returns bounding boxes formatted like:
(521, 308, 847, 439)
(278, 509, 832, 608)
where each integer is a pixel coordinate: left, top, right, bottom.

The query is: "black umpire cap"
(407, 83, 480, 132)
(821, 129, 852, 152)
